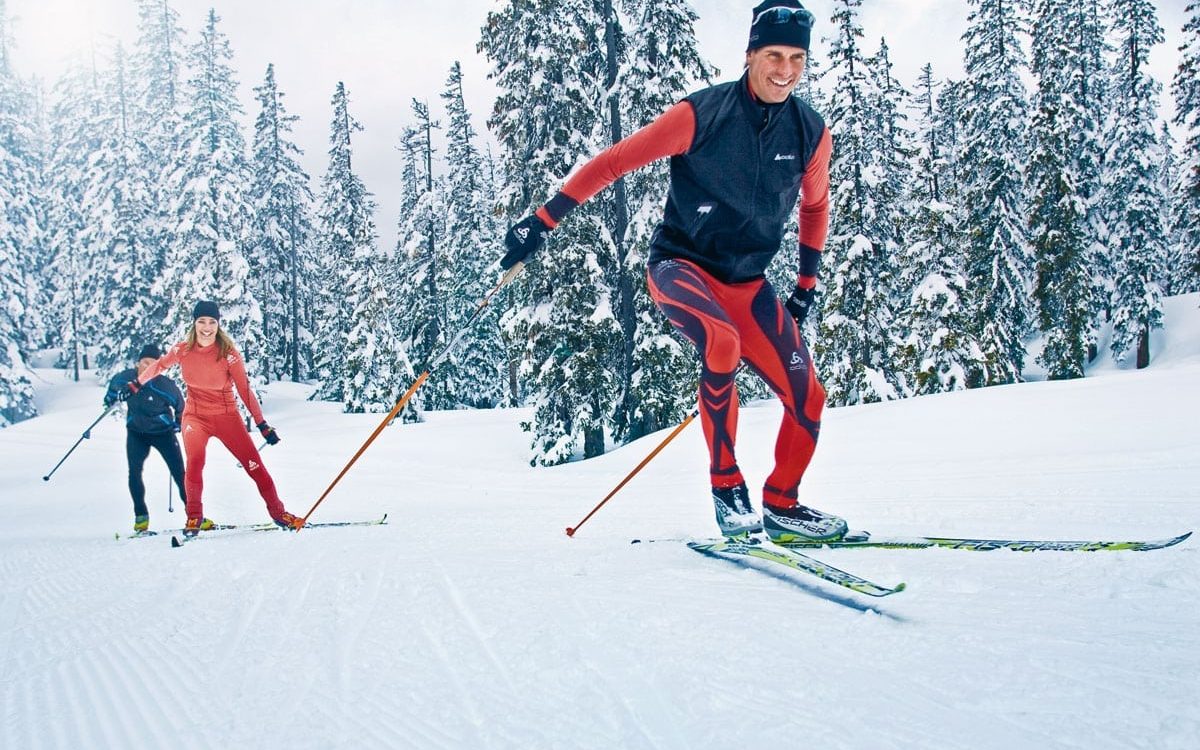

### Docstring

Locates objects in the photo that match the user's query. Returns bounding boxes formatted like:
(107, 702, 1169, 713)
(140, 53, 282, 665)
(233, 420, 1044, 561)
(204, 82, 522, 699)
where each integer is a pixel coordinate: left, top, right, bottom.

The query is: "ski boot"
(712, 483, 762, 539)
(182, 517, 216, 538)
(273, 511, 305, 531)
(133, 515, 150, 534)
(763, 502, 847, 544)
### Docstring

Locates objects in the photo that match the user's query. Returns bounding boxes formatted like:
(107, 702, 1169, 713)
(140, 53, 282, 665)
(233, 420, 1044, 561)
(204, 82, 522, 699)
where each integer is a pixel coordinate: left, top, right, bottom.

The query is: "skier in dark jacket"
(105, 344, 187, 533)
(501, 1, 845, 542)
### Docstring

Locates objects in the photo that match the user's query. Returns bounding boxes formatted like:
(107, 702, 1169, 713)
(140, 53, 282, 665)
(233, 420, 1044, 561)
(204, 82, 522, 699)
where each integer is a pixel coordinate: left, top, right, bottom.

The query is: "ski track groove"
(94, 638, 166, 749)
(332, 553, 387, 698)
(354, 548, 500, 749)
(430, 558, 519, 694)
(564, 550, 750, 748)
(411, 575, 495, 749)
(573, 648, 667, 750)
(211, 575, 267, 681)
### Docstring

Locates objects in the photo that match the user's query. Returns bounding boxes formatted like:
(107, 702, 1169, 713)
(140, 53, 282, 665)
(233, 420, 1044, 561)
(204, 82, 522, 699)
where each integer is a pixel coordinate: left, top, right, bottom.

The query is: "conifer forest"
(1, 0, 1198, 466)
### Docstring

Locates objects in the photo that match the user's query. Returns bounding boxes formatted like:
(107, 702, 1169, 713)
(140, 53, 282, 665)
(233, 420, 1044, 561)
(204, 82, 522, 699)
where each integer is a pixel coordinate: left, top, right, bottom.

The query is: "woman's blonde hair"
(185, 322, 236, 360)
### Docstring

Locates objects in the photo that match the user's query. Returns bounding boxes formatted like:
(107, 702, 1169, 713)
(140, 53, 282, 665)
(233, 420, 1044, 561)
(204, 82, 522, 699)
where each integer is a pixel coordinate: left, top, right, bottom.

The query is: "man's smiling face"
(745, 44, 807, 103)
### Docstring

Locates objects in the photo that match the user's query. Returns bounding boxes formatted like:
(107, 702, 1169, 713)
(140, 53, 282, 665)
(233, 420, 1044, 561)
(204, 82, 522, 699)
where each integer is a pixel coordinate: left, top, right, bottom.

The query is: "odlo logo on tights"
(788, 351, 807, 372)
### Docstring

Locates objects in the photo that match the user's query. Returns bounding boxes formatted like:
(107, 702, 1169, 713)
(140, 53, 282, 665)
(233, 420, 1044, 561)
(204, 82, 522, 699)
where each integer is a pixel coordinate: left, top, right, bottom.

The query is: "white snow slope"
(3, 295, 1199, 750)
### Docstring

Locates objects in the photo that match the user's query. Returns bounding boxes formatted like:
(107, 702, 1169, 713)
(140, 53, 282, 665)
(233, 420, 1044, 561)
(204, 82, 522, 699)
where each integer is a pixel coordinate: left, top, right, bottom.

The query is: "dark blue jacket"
(649, 73, 827, 283)
(105, 368, 185, 435)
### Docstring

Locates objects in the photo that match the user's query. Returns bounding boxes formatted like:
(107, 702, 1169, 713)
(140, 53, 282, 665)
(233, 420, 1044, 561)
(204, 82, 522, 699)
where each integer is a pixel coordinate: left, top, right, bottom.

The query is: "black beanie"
(747, 1, 813, 52)
(136, 344, 162, 361)
(193, 300, 221, 321)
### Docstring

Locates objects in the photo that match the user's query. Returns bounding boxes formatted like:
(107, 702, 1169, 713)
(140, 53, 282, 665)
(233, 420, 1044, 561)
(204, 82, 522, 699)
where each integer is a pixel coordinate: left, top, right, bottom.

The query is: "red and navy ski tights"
(647, 258, 825, 509)
(180, 410, 285, 521)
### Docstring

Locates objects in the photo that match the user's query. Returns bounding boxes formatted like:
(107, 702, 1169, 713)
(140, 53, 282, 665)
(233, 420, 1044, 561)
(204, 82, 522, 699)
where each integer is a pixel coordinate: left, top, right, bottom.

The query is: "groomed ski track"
(2, 294, 1199, 749)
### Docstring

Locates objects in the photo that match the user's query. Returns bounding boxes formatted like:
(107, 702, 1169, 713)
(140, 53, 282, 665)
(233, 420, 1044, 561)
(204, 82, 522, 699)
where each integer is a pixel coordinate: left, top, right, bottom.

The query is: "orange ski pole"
(300, 262, 525, 527)
(564, 362, 749, 537)
(564, 409, 698, 537)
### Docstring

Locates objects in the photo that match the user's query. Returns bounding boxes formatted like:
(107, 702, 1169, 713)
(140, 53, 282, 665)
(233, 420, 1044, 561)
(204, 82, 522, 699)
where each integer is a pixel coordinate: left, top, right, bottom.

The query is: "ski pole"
(42, 404, 118, 481)
(299, 261, 526, 528)
(564, 363, 748, 537)
(168, 474, 174, 513)
(565, 409, 698, 537)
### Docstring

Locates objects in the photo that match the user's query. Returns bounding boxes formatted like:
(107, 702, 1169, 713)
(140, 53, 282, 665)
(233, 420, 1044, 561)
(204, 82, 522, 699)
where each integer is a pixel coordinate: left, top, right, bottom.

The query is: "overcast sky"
(6, 0, 1192, 253)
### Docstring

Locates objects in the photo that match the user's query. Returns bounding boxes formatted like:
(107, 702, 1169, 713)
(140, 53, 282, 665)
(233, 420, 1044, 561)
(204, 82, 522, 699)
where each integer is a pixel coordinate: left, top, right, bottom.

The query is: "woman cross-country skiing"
(124, 301, 303, 536)
(501, 1, 844, 543)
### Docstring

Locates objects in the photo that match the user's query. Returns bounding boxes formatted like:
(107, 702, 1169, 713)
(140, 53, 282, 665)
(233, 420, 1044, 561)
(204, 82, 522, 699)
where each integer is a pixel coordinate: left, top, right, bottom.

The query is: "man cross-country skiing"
(104, 343, 187, 534)
(501, 1, 845, 543)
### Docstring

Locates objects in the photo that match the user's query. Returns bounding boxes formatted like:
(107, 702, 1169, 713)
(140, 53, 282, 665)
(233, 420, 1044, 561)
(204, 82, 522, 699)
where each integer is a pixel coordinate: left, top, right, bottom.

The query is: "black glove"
(501, 214, 551, 270)
(116, 381, 140, 402)
(257, 422, 280, 446)
(784, 285, 817, 328)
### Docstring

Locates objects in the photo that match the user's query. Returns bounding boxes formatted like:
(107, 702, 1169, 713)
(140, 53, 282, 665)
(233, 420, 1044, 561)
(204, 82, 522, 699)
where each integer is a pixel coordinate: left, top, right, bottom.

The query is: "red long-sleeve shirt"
(138, 342, 265, 424)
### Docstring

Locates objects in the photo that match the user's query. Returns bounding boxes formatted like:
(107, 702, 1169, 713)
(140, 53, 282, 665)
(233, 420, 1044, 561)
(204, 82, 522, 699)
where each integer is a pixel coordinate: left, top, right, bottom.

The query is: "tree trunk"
(603, 0, 638, 444)
(1136, 324, 1150, 369)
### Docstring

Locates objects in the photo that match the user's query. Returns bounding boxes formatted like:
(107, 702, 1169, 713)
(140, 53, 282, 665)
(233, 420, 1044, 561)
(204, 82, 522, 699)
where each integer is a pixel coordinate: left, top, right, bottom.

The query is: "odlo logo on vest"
(788, 351, 807, 372)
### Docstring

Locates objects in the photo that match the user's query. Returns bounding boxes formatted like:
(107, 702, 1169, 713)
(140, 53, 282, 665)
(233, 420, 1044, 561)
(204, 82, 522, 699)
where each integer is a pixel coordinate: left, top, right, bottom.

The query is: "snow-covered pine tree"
(157, 10, 262, 375)
(1173, 2, 1200, 291)
(131, 0, 187, 344)
(312, 83, 376, 403)
(1156, 123, 1186, 295)
(959, 0, 1032, 386)
(897, 65, 982, 395)
(42, 65, 104, 381)
(815, 0, 903, 405)
(865, 37, 916, 396)
(1076, 0, 1113, 360)
(865, 39, 916, 269)
(435, 61, 507, 408)
(932, 78, 968, 211)
(611, 0, 715, 441)
(393, 98, 447, 410)
(481, 0, 624, 463)
(480, 143, 522, 403)
(1104, 0, 1166, 368)
(1028, 0, 1094, 380)
(86, 45, 160, 375)
(334, 95, 412, 415)
(341, 222, 412, 414)
(249, 63, 316, 382)
(0, 0, 37, 424)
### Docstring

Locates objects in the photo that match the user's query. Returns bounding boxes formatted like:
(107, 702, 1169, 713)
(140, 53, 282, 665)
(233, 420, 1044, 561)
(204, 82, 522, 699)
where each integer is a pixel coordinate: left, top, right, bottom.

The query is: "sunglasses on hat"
(753, 6, 814, 28)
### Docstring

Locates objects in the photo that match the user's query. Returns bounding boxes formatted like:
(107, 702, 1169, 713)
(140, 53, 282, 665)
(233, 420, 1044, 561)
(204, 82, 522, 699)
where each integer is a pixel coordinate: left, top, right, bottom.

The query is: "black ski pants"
(126, 430, 187, 517)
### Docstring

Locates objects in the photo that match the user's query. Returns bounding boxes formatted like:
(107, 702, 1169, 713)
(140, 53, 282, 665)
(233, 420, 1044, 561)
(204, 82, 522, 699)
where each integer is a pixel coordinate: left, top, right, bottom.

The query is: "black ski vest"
(649, 73, 826, 284)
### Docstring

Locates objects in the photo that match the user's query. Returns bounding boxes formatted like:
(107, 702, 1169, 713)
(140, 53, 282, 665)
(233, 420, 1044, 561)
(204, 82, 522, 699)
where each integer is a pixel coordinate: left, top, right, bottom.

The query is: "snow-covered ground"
(3, 295, 1199, 749)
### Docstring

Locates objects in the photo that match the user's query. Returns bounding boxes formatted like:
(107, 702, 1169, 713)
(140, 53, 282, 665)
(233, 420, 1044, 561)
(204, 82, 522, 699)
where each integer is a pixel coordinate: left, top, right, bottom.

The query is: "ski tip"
(170, 535, 182, 548)
(1158, 531, 1193, 549)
